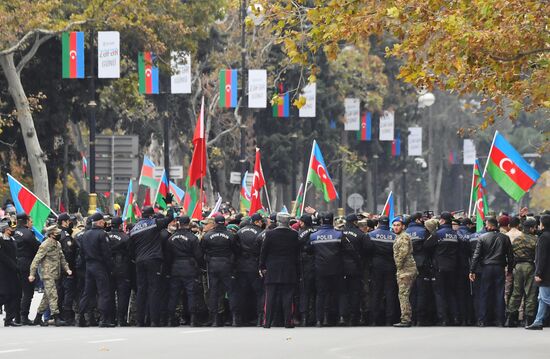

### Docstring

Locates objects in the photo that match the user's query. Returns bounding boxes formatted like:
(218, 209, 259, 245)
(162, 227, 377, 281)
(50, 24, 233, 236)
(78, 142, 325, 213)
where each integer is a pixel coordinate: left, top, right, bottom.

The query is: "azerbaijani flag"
(474, 183, 489, 232)
(485, 131, 540, 201)
(448, 150, 458, 165)
(7, 174, 55, 241)
(273, 83, 289, 118)
(219, 69, 238, 108)
(155, 169, 170, 209)
(122, 179, 136, 223)
(169, 181, 185, 204)
(306, 140, 338, 202)
(62, 32, 85, 79)
(391, 131, 401, 157)
(138, 52, 159, 94)
(81, 153, 88, 179)
(470, 158, 487, 204)
(357, 112, 372, 141)
(139, 156, 157, 189)
(240, 170, 251, 210)
(381, 191, 395, 221)
(292, 183, 304, 218)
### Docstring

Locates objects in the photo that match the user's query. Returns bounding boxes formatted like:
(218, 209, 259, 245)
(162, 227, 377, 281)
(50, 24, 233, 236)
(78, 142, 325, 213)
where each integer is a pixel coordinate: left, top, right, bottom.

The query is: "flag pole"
(198, 97, 206, 219)
(467, 163, 476, 217)
(300, 140, 316, 216)
(381, 191, 392, 216)
(291, 182, 303, 216)
(482, 131, 498, 178)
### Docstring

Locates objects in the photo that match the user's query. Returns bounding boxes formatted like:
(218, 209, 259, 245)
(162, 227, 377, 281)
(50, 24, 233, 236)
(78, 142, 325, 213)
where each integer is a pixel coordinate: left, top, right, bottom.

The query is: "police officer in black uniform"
(57, 212, 77, 325)
(107, 216, 131, 326)
(309, 212, 343, 327)
(1, 219, 22, 327)
(260, 212, 300, 328)
(128, 205, 174, 327)
(78, 212, 115, 327)
(340, 214, 368, 326)
(13, 213, 39, 325)
(165, 216, 203, 327)
(201, 215, 239, 327)
(298, 214, 316, 326)
(365, 215, 398, 326)
(233, 213, 264, 326)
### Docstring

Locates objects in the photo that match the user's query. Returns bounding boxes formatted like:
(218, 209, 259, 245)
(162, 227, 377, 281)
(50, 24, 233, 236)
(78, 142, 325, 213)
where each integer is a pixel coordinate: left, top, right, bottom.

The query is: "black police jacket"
(108, 229, 131, 278)
(365, 225, 396, 272)
(535, 229, 550, 286)
(470, 229, 513, 273)
(235, 224, 262, 273)
(73, 229, 86, 271)
(81, 226, 114, 272)
(0, 235, 19, 295)
(259, 226, 300, 284)
(60, 227, 76, 271)
(129, 216, 172, 263)
(457, 226, 473, 273)
(406, 223, 430, 271)
(431, 224, 459, 272)
(166, 228, 203, 277)
(341, 224, 367, 275)
(299, 227, 316, 272)
(467, 231, 484, 274)
(309, 224, 343, 276)
(14, 226, 39, 272)
(201, 225, 238, 273)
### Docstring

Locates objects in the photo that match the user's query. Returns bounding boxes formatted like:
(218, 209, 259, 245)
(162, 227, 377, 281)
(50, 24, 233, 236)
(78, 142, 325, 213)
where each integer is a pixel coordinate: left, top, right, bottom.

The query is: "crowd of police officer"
(1, 200, 550, 329)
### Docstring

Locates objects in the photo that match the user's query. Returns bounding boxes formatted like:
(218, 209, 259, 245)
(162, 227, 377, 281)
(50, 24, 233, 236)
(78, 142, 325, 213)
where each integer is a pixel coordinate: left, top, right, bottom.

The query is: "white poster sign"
(171, 52, 192, 94)
(463, 139, 476, 165)
(248, 69, 267, 108)
(299, 83, 316, 117)
(97, 31, 120, 78)
(344, 98, 360, 131)
(408, 127, 423, 156)
(379, 110, 395, 141)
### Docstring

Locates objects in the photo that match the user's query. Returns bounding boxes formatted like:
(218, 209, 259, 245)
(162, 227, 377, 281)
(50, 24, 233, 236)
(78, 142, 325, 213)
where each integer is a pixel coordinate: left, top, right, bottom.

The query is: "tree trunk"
(0, 53, 50, 205)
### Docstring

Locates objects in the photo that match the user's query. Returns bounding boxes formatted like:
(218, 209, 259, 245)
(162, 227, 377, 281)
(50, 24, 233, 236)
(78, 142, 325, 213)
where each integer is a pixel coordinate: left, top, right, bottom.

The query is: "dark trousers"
(207, 271, 233, 314)
(339, 274, 362, 320)
(111, 275, 131, 321)
(167, 276, 199, 316)
(315, 274, 342, 322)
(264, 283, 295, 327)
(0, 293, 18, 322)
(479, 264, 505, 324)
(79, 262, 112, 321)
(234, 271, 264, 316)
(472, 271, 483, 321)
(411, 275, 432, 323)
(456, 270, 471, 323)
(434, 270, 458, 323)
(19, 269, 34, 317)
(136, 259, 162, 325)
(370, 270, 398, 324)
(299, 267, 316, 319)
(62, 275, 76, 315)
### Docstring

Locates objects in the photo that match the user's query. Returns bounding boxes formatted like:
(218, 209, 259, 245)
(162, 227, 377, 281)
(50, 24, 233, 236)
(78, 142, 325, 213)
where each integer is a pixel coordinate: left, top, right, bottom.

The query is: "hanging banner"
(408, 127, 422, 156)
(97, 31, 120, 78)
(299, 83, 316, 118)
(344, 98, 360, 131)
(248, 69, 266, 108)
(463, 139, 476, 165)
(379, 110, 395, 141)
(170, 52, 191, 94)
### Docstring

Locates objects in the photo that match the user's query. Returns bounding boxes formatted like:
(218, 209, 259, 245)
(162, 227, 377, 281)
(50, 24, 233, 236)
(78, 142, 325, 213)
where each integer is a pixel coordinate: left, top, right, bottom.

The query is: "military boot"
(189, 314, 199, 327)
(256, 313, 264, 327)
(53, 314, 67, 327)
(524, 315, 535, 327)
(393, 321, 412, 328)
(33, 313, 47, 327)
(63, 310, 75, 326)
(77, 314, 88, 327)
(20, 315, 36, 326)
(232, 313, 241, 327)
(169, 316, 180, 327)
(504, 312, 518, 327)
(212, 313, 223, 327)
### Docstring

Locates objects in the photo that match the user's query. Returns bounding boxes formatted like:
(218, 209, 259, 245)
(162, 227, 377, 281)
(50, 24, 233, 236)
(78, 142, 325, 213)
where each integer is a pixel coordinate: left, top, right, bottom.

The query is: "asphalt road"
(1, 296, 548, 359)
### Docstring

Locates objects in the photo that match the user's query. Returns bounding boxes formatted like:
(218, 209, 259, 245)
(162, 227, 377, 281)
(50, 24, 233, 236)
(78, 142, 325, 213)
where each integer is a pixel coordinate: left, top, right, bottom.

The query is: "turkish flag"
(249, 148, 265, 215)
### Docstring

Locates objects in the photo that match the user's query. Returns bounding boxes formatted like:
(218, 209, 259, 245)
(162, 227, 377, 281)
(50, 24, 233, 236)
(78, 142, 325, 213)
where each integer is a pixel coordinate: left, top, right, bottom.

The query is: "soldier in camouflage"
(29, 225, 72, 326)
(505, 218, 538, 327)
(392, 217, 418, 327)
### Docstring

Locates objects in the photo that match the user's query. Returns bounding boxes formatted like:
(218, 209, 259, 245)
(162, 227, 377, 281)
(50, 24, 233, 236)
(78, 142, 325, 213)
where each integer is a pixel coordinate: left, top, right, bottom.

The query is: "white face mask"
(168, 225, 177, 233)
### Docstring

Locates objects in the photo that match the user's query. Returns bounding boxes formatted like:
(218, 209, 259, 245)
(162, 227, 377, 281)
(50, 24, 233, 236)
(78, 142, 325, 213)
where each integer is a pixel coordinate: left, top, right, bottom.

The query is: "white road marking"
(0, 349, 28, 354)
(180, 329, 215, 334)
(88, 338, 127, 344)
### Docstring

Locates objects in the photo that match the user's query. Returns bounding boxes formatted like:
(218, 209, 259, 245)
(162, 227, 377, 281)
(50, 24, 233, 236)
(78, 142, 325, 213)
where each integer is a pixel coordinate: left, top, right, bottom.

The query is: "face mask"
(54, 234, 61, 241)
(168, 225, 177, 232)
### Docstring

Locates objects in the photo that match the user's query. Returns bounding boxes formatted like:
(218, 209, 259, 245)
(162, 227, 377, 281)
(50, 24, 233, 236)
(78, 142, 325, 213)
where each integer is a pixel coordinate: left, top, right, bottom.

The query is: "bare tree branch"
(16, 34, 53, 74)
(489, 48, 550, 62)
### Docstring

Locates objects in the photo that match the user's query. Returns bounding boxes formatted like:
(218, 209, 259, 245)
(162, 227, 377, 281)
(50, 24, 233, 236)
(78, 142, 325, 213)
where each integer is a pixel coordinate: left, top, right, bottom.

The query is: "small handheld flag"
(62, 32, 85, 79)
(381, 191, 395, 221)
(249, 148, 266, 215)
(305, 140, 338, 204)
(169, 181, 185, 205)
(485, 131, 540, 201)
(122, 179, 136, 223)
(155, 170, 170, 209)
(240, 171, 251, 210)
(139, 156, 157, 189)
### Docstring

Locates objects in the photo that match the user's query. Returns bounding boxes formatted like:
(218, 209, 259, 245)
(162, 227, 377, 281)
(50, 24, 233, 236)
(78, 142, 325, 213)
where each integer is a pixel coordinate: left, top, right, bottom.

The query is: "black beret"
(16, 212, 29, 221)
(142, 206, 154, 217)
(251, 213, 263, 222)
(178, 216, 191, 225)
(378, 216, 390, 225)
(346, 214, 358, 223)
(299, 214, 312, 227)
(111, 216, 123, 226)
(57, 212, 71, 222)
(90, 212, 103, 222)
(214, 215, 226, 224)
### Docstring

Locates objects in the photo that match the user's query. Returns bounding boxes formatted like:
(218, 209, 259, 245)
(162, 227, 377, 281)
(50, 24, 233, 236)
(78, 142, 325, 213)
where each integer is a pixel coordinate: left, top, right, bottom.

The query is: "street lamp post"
(88, 29, 97, 214)
(402, 168, 408, 214)
(372, 153, 379, 212)
(239, 0, 248, 183)
(418, 91, 436, 211)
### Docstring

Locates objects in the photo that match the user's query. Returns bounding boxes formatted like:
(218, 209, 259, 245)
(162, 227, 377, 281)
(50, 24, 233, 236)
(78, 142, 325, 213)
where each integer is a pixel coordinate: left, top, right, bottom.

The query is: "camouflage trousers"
(507, 262, 537, 317)
(38, 279, 59, 315)
(397, 272, 417, 323)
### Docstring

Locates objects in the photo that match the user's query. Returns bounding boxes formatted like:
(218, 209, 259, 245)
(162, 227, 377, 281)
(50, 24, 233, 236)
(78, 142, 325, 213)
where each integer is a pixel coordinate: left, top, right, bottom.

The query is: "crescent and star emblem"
(316, 164, 327, 180)
(499, 158, 516, 175)
(145, 68, 152, 78)
(225, 84, 231, 93)
(476, 198, 484, 213)
(70, 50, 77, 60)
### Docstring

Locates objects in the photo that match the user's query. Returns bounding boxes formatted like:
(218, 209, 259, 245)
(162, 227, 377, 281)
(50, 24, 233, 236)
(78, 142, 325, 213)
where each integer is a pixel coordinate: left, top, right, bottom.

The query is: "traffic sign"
(154, 166, 184, 180)
(347, 193, 364, 211)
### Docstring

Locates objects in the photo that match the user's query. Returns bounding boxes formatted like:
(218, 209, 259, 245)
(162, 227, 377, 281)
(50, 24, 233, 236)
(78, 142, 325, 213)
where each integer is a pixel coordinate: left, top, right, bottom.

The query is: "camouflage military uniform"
(30, 237, 70, 315)
(393, 232, 418, 323)
(507, 232, 537, 317)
